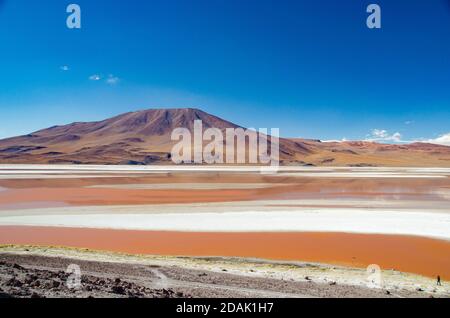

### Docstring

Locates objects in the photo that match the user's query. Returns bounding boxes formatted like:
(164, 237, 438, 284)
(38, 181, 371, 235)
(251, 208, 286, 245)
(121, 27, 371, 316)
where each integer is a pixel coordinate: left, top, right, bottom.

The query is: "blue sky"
(0, 0, 449, 144)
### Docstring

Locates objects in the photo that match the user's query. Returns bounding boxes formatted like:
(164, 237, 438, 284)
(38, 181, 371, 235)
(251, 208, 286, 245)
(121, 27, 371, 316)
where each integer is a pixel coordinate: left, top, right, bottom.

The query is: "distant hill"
(0, 108, 449, 166)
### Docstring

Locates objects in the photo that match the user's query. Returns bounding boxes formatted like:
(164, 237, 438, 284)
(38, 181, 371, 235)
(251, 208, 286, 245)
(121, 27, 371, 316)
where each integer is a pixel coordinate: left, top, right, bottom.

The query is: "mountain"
(0, 108, 449, 166)
(0, 108, 311, 165)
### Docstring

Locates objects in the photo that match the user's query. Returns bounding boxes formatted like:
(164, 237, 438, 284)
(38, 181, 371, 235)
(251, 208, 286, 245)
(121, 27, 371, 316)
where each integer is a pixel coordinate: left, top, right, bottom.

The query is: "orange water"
(1, 226, 449, 280)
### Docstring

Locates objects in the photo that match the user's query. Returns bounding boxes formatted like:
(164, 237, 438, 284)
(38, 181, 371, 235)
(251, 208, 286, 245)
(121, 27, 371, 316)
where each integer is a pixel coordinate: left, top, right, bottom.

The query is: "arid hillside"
(0, 108, 449, 166)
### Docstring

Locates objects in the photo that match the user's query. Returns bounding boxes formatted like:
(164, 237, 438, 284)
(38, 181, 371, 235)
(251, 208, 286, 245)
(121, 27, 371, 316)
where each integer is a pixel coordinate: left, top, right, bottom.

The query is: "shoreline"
(0, 245, 448, 298)
(1, 227, 450, 280)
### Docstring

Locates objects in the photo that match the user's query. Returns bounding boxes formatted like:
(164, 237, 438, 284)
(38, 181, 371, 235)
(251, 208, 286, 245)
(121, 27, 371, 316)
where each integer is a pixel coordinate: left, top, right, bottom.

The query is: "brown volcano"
(0, 108, 449, 166)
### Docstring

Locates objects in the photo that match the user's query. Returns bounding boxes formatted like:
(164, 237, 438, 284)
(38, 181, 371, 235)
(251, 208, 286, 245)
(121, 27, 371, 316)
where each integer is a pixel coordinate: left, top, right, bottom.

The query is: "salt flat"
(87, 183, 284, 190)
(0, 165, 449, 240)
(0, 164, 449, 177)
(0, 164, 449, 282)
(1, 208, 449, 240)
(0, 165, 450, 268)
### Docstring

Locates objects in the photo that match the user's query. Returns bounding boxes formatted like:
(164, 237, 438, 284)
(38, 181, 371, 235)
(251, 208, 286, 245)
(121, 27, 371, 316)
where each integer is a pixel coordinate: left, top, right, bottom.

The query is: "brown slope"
(287, 139, 450, 167)
(0, 108, 312, 165)
(0, 108, 449, 166)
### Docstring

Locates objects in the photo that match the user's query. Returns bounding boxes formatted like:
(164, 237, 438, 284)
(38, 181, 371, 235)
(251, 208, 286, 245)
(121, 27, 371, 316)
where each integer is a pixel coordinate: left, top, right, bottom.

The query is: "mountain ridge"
(0, 108, 449, 167)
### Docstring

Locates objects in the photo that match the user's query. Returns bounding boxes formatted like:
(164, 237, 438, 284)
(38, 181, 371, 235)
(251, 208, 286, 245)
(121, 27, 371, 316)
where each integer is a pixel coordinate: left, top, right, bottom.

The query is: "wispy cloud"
(106, 74, 120, 85)
(89, 74, 102, 81)
(89, 73, 120, 85)
(365, 129, 404, 143)
(326, 129, 450, 147)
(60, 65, 70, 71)
(322, 138, 348, 143)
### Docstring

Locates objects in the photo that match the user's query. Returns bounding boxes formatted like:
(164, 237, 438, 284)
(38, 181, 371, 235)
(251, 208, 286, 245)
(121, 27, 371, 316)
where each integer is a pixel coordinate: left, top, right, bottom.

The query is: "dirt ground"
(0, 251, 443, 298)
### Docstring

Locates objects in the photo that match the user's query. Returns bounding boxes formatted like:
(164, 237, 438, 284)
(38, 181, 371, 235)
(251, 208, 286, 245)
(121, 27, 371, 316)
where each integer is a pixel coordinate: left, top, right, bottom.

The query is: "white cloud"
(89, 74, 120, 85)
(324, 132, 450, 147)
(371, 129, 389, 139)
(322, 138, 348, 143)
(390, 132, 403, 142)
(422, 133, 450, 146)
(365, 129, 404, 143)
(89, 74, 102, 81)
(404, 120, 414, 125)
(60, 65, 70, 71)
(106, 74, 120, 85)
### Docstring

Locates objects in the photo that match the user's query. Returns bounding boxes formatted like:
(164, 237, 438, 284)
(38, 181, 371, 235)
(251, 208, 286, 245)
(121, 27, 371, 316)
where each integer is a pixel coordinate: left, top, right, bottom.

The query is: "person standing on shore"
(437, 275, 441, 286)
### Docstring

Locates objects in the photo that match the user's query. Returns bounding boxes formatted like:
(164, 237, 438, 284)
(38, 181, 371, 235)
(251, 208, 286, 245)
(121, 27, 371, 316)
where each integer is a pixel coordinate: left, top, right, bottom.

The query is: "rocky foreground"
(0, 247, 447, 298)
(0, 256, 188, 298)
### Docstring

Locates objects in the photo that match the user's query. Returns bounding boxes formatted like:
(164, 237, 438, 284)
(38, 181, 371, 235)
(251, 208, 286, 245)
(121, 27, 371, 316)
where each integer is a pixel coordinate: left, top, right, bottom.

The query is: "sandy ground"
(1, 246, 448, 298)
